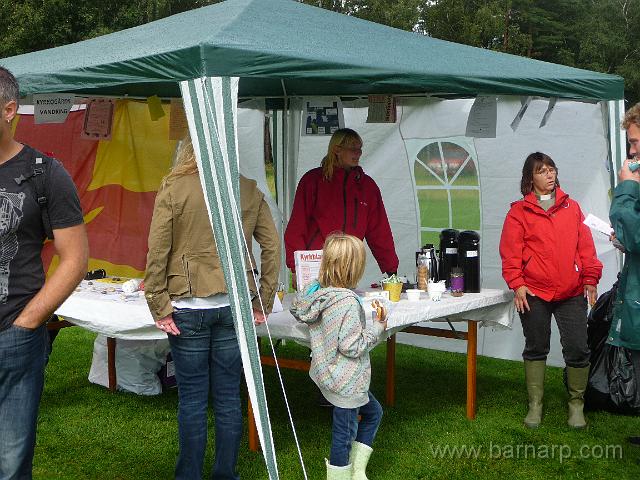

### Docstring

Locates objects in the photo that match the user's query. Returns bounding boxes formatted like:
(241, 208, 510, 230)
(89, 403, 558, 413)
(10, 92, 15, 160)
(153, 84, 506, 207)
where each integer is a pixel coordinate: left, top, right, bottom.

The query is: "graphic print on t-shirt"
(0, 190, 25, 303)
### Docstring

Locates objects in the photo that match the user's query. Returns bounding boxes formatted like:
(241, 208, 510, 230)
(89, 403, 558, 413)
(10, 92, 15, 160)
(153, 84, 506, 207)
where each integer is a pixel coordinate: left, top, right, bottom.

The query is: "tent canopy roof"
(1, 0, 624, 100)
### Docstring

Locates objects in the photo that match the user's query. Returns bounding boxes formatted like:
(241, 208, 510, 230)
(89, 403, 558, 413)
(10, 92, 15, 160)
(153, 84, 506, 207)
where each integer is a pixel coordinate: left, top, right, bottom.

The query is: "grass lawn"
(34, 328, 640, 479)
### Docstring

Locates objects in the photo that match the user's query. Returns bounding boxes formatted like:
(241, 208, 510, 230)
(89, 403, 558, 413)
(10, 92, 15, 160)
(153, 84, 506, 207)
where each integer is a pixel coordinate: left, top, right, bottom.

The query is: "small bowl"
(406, 289, 422, 301)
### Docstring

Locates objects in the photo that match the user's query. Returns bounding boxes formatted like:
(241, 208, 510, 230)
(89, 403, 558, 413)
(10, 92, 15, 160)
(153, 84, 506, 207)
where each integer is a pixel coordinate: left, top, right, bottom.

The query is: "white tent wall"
(287, 96, 619, 367)
(238, 99, 270, 196)
(237, 99, 284, 269)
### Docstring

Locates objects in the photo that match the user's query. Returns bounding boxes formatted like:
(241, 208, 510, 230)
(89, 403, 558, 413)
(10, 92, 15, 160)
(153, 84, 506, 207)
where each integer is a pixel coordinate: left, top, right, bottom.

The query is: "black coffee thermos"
(458, 230, 480, 293)
(439, 229, 459, 288)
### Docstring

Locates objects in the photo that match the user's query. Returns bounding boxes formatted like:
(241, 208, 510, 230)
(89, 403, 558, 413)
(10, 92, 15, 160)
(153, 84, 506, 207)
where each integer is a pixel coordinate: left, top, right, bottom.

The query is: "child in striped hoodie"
(291, 233, 387, 480)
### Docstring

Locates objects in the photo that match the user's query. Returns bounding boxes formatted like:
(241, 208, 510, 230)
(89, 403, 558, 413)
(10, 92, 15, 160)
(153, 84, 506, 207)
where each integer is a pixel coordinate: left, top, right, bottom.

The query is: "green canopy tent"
(1, 1, 626, 478)
(1, 0, 624, 100)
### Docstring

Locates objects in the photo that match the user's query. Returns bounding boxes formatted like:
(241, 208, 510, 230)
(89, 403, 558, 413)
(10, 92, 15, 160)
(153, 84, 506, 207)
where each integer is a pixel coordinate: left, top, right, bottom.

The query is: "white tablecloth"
(57, 282, 513, 342)
(255, 289, 514, 344)
(56, 280, 164, 340)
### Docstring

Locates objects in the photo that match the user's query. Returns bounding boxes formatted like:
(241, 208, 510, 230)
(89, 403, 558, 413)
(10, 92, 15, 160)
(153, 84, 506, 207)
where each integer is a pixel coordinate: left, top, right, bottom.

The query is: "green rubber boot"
(566, 366, 589, 429)
(349, 441, 373, 480)
(524, 360, 546, 428)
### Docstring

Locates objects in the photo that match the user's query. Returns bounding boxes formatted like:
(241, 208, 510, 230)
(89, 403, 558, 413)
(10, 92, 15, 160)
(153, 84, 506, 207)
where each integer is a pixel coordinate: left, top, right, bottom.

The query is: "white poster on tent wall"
(465, 96, 497, 138)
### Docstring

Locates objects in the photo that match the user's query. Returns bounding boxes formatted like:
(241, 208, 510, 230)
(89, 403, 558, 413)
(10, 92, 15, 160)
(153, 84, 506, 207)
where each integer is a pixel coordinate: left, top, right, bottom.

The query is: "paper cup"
(406, 289, 422, 301)
(429, 290, 443, 302)
(382, 282, 402, 302)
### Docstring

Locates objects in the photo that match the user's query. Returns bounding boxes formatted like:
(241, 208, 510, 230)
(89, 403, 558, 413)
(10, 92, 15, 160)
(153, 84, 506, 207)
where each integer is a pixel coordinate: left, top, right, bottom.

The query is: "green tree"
(0, 0, 221, 58)
(577, 0, 640, 104)
(421, 0, 529, 54)
(299, 0, 422, 31)
(1, 0, 639, 104)
(420, 0, 640, 103)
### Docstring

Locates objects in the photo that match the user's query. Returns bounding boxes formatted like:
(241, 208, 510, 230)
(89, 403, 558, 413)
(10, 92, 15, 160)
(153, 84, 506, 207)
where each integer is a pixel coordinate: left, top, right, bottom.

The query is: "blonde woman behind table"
(284, 128, 399, 285)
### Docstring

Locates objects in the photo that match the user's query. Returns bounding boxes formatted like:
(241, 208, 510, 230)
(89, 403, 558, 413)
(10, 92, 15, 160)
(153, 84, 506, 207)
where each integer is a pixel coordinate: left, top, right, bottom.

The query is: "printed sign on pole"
(366, 95, 397, 123)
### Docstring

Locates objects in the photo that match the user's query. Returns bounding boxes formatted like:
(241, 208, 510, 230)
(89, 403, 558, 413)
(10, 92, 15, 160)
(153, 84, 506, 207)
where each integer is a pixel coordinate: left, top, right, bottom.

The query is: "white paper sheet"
(583, 213, 613, 236)
(465, 96, 497, 138)
(294, 250, 323, 291)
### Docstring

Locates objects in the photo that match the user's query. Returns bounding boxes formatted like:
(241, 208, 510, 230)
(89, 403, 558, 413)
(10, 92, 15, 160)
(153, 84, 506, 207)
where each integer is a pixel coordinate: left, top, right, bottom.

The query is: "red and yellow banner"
(14, 100, 176, 278)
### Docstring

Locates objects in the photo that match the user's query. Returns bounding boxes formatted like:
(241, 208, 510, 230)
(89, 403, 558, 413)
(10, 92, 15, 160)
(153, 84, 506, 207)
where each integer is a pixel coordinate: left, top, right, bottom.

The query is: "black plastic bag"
(587, 343, 640, 414)
(609, 346, 640, 412)
(585, 282, 640, 414)
(587, 281, 618, 352)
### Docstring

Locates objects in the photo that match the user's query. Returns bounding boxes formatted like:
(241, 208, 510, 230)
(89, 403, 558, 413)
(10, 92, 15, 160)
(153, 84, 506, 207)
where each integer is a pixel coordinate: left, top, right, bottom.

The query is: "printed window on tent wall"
(413, 140, 481, 247)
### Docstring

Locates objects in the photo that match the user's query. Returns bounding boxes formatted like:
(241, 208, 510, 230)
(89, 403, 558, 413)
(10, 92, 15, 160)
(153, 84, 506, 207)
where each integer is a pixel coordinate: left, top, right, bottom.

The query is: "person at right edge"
(609, 103, 640, 449)
(499, 152, 602, 429)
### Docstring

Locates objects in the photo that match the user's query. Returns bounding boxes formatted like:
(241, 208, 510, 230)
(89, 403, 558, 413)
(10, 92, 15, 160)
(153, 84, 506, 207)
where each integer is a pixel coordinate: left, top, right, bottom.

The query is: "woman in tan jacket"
(144, 138, 280, 480)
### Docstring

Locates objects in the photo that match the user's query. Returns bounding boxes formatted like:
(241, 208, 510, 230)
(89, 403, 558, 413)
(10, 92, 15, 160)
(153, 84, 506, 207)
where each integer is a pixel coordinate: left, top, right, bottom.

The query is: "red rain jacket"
(285, 166, 398, 274)
(499, 187, 602, 302)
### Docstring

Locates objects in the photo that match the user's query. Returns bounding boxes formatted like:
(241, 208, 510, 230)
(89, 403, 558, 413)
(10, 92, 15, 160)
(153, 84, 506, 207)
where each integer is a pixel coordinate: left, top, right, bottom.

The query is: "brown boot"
(524, 360, 545, 428)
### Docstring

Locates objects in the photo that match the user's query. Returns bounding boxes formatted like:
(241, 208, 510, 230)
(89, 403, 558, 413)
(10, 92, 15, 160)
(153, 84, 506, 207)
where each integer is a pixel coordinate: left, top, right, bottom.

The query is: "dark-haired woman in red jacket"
(500, 152, 602, 430)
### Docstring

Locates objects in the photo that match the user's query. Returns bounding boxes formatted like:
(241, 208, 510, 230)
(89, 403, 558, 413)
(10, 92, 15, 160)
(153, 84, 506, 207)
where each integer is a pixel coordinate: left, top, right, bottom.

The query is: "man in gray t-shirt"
(0, 66, 88, 479)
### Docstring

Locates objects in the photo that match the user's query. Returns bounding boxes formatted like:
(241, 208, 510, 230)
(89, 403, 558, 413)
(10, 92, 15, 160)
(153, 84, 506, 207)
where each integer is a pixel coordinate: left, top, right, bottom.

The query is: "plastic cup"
(382, 282, 402, 302)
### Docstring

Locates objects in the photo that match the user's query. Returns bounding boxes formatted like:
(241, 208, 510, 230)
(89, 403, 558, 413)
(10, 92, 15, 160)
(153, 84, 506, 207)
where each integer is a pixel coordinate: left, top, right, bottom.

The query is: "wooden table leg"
(248, 398, 259, 452)
(386, 334, 396, 407)
(106, 336, 117, 392)
(466, 321, 477, 419)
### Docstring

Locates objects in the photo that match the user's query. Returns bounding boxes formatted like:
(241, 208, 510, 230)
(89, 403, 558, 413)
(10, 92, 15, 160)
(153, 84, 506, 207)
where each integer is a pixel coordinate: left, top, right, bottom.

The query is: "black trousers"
(519, 294, 590, 368)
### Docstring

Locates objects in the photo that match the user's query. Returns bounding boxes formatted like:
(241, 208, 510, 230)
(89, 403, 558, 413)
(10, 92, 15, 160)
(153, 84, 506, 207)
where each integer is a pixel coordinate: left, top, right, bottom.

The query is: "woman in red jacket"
(285, 128, 398, 284)
(499, 152, 602, 430)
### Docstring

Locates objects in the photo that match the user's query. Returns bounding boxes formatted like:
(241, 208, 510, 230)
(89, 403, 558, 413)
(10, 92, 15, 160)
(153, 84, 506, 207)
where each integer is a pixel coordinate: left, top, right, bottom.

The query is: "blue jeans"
(168, 307, 242, 480)
(0, 324, 48, 480)
(330, 392, 383, 466)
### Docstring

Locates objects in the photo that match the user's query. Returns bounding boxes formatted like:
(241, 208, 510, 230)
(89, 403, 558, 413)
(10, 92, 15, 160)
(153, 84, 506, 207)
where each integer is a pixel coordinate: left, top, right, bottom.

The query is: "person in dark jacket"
(500, 152, 602, 429)
(609, 103, 640, 448)
(284, 128, 398, 284)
